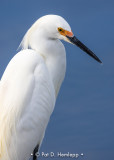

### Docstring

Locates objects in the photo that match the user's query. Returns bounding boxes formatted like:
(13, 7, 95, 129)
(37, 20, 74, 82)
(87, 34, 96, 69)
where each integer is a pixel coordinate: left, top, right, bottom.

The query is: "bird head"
(20, 15, 102, 63)
(50, 15, 102, 63)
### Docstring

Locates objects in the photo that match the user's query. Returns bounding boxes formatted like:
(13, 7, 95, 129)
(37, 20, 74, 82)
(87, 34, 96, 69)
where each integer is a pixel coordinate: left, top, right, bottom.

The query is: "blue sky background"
(0, 0, 114, 160)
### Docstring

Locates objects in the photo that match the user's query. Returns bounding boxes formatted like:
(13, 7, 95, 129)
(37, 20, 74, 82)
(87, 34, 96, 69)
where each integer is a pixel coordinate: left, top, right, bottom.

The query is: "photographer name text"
(31, 152, 84, 158)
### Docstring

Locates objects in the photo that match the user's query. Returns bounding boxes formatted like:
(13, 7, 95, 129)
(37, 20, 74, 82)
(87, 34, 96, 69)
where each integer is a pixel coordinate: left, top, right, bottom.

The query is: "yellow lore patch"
(58, 27, 73, 37)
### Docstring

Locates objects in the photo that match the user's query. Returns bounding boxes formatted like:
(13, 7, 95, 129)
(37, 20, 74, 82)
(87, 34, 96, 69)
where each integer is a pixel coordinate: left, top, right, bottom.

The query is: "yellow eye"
(58, 27, 66, 36)
(58, 27, 63, 32)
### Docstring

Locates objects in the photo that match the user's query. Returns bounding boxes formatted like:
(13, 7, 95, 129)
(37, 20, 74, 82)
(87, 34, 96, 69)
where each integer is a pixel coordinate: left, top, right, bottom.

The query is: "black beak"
(66, 36, 102, 64)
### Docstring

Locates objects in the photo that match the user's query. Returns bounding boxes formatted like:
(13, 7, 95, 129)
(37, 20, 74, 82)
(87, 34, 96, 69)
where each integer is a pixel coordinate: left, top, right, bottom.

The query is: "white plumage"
(0, 14, 101, 160)
(0, 49, 56, 160)
(0, 15, 67, 160)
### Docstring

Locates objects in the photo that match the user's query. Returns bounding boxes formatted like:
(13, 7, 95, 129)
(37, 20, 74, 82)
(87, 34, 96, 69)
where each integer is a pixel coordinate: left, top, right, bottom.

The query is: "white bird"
(0, 15, 101, 160)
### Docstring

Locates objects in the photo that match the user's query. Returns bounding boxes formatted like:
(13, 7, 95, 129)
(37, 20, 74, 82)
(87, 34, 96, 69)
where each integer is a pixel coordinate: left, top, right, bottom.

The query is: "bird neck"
(28, 35, 66, 97)
(39, 39, 66, 97)
(21, 28, 66, 96)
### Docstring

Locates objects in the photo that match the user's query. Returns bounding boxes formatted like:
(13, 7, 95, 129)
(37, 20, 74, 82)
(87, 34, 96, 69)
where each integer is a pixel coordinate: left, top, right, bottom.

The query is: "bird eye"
(58, 28, 63, 32)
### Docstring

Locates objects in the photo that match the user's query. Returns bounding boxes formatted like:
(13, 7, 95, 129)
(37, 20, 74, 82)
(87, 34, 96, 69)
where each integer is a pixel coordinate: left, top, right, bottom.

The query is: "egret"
(0, 15, 102, 160)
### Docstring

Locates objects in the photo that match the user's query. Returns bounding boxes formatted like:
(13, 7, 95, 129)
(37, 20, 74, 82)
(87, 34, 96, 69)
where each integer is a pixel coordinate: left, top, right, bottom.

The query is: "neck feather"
(20, 30, 66, 97)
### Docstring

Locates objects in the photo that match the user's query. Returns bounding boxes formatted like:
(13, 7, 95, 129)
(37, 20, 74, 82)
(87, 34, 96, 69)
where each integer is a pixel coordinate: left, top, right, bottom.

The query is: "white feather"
(0, 15, 72, 160)
(0, 49, 55, 160)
